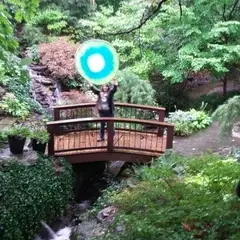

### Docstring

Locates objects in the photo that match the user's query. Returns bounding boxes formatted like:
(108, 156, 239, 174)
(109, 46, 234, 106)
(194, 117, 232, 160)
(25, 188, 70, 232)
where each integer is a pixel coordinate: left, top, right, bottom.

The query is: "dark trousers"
(99, 111, 114, 139)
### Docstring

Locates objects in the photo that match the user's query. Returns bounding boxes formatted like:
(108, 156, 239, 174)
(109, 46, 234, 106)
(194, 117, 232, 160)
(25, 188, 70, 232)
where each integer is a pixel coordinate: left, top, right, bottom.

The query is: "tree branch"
(98, 0, 168, 36)
(228, 0, 240, 20)
(222, 3, 227, 21)
(179, 0, 183, 20)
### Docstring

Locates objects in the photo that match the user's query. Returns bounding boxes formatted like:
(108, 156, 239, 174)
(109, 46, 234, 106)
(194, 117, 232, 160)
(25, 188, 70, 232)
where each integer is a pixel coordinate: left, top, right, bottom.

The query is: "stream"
(34, 161, 128, 240)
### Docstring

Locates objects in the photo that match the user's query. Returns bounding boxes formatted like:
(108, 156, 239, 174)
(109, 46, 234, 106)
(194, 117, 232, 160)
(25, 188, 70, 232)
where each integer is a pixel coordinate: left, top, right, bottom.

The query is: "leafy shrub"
(212, 95, 240, 136)
(0, 130, 7, 142)
(190, 91, 240, 112)
(0, 93, 30, 119)
(96, 153, 240, 240)
(1, 52, 46, 114)
(115, 68, 156, 106)
(30, 128, 49, 144)
(0, 60, 9, 86)
(30, 9, 68, 35)
(20, 24, 49, 46)
(166, 107, 212, 136)
(39, 38, 78, 81)
(0, 156, 72, 240)
(26, 45, 40, 64)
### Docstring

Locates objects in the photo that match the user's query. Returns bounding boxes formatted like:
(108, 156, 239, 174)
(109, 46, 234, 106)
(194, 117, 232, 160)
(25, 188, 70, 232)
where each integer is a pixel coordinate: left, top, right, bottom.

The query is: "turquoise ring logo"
(75, 39, 119, 85)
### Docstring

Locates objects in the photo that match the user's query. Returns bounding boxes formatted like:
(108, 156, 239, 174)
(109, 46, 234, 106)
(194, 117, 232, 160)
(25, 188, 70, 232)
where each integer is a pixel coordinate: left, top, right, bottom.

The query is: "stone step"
(0, 117, 17, 130)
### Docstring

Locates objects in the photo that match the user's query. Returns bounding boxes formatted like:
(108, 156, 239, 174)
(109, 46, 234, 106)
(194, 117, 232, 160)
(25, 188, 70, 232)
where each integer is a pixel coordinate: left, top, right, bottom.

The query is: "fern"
(212, 96, 240, 135)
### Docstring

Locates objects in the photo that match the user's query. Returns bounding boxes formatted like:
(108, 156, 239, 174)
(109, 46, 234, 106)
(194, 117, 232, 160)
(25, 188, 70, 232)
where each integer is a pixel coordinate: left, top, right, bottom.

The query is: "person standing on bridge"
(87, 79, 118, 142)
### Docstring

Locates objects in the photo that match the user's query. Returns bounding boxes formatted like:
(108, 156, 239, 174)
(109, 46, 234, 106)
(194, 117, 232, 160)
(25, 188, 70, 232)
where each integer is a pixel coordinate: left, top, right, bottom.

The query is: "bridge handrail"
(47, 117, 174, 156)
(53, 102, 166, 112)
(47, 117, 173, 127)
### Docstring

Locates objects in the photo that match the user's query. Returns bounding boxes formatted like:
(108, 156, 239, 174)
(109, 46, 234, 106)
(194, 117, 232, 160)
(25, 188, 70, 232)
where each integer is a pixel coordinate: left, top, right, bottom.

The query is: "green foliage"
(190, 91, 240, 112)
(26, 44, 40, 63)
(0, 93, 30, 119)
(0, 0, 40, 52)
(77, 0, 240, 91)
(149, 73, 189, 111)
(0, 130, 8, 142)
(115, 69, 156, 106)
(39, 0, 92, 18)
(4, 124, 30, 139)
(3, 0, 39, 23)
(30, 8, 68, 35)
(0, 60, 9, 86)
(2, 53, 46, 114)
(21, 24, 49, 46)
(30, 128, 49, 144)
(97, 153, 240, 240)
(166, 107, 212, 136)
(212, 95, 240, 135)
(0, 156, 72, 240)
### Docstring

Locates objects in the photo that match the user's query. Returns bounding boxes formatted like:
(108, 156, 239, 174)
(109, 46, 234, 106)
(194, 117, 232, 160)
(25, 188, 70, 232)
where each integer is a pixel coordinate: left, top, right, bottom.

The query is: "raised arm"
(110, 78, 118, 94)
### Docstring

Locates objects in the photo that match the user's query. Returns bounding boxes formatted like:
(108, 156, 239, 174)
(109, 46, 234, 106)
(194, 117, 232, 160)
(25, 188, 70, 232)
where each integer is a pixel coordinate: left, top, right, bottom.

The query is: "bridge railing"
(53, 102, 165, 121)
(47, 117, 174, 156)
(53, 103, 166, 136)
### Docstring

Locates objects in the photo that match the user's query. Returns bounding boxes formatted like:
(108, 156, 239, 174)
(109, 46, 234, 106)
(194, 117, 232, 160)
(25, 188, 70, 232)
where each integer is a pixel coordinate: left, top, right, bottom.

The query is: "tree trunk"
(222, 76, 227, 99)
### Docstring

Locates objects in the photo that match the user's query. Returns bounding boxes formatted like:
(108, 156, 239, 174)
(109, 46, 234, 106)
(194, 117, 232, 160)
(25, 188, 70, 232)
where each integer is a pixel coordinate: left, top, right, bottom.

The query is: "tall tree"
(75, 0, 240, 96)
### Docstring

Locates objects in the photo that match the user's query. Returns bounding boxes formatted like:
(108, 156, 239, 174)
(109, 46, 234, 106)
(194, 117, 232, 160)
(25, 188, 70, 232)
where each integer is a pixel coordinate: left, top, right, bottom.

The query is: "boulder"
(96, 206, 117, 223)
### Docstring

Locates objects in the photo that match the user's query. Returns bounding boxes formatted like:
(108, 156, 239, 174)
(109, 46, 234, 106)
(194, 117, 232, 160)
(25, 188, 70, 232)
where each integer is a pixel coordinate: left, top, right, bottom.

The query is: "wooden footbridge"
(47, 103, 174, 163)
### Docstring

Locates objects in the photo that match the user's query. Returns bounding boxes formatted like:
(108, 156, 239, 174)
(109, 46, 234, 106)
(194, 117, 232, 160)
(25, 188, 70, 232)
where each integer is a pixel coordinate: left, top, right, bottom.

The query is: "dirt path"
(173, 122, 240, 156)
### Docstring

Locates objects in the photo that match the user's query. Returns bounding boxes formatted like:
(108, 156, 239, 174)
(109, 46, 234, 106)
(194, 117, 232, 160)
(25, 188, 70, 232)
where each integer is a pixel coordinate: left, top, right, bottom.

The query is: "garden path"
(173, 122, 240, 156)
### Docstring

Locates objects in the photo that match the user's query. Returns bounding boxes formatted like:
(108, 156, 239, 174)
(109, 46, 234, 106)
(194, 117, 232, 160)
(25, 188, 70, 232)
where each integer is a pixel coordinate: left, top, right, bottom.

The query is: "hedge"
(0, 156, 72, 240)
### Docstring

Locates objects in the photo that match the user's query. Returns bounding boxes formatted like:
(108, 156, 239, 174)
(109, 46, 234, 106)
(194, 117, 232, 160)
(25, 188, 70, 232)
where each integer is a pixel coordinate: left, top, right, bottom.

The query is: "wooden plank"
(54, 130, 166, 157)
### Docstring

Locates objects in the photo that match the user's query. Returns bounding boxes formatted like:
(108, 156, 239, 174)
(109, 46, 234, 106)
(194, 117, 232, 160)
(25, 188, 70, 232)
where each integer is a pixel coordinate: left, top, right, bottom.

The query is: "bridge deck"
(54, 130, 166, 157)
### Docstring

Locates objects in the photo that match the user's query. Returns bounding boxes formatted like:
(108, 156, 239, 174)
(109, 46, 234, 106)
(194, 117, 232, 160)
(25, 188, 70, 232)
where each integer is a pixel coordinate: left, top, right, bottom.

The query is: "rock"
(74, 201, 91, 213)
(29, 67, 55, 108)
(31, 65, 48, 72)
(233, 122, 240, 139)
(96, 206, 117, 223)
(107, 161, 125, 176)
(41, 78, 52, 85)
(115, 225, 125, 232)
(0, 148, 38, 166)
(218, 147, 232, 157)
(72, 217, 105, 240)
(0, 86, 6, 99)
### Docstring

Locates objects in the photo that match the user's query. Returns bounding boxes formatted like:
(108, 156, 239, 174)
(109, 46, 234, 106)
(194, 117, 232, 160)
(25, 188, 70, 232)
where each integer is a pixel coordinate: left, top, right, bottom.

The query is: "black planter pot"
(8, 135, 26, 154)
(31, 139, 46, 153)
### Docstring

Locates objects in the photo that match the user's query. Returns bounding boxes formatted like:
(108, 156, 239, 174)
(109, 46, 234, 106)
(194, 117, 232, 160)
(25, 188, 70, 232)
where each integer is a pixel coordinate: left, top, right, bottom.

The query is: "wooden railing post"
(157, 110, 165, 137)
(107, 120, 114, 152)
(166, 126, 174, 149)
(47, 125, 55, 156)
(54, 109, 60, 121)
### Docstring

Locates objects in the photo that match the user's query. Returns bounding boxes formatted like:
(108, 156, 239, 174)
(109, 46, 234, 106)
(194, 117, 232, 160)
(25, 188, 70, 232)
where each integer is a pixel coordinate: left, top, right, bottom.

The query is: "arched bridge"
(47, 103, 174, 163)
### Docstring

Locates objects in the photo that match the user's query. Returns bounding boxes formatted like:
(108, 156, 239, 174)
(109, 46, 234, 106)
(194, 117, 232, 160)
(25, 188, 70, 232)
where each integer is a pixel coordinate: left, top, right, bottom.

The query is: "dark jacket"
(90, 85, 117, 115)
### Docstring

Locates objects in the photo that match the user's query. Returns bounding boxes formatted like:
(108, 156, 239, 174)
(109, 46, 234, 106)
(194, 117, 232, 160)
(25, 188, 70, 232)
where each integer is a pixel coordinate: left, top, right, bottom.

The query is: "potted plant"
(5, 125, 30, 154)
(30, 128, 49, 154)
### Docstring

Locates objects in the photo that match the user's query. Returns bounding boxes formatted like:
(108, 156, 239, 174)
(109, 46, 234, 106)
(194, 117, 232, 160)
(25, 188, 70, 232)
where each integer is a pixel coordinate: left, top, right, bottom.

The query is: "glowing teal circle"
(75, 39, 119, 85)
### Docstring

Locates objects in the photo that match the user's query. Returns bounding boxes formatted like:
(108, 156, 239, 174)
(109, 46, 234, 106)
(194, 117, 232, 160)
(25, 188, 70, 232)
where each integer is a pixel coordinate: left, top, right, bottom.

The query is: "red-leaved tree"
(39, 37, 78, 80)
